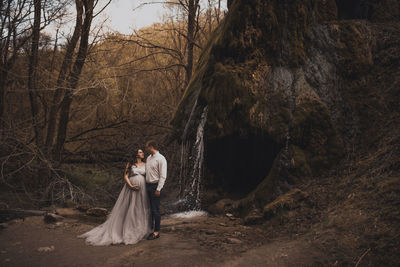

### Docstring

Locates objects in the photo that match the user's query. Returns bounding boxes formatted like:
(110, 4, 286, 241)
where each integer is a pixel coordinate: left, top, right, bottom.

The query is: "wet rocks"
(243, 209, 264, 226)
(208, 199, 236, 214)
(225, 213, 236, 221)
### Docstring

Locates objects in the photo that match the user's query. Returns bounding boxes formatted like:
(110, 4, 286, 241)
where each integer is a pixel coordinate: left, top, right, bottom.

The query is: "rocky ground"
(0, 207, 333, 267)
(1, 144, 398, 267)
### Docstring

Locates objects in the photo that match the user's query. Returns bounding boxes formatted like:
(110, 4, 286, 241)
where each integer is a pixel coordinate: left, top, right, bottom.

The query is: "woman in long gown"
(78, 149, 150, 246)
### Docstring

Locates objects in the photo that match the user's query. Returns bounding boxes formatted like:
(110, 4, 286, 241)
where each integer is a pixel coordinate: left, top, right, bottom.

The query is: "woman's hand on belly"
(130, 185, 140, 191)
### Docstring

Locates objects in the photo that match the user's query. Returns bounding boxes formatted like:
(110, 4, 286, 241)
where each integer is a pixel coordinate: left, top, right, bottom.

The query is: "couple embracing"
(78, 140, 167, 245)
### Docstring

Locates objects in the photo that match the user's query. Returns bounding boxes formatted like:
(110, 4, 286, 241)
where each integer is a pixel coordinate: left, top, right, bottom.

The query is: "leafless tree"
(45, 0, 84, 157)
(27, 0, 43, 148)
(0, 0, 67, 132)
(0, 0, 224, 205)
(53, 0, 95, 162)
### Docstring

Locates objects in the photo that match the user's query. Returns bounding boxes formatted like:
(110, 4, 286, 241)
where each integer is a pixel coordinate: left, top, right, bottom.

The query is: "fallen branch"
(355, 248, 371, 267)
(0, 209, 47, 222)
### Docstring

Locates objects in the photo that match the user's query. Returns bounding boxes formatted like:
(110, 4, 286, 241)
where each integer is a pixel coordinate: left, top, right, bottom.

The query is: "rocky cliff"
(171, 0, 399, 214)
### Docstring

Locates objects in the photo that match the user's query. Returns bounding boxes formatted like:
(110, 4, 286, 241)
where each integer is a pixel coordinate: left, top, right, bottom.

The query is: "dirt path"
(221, 239, 327, 267)
(0, 211, 326, 267)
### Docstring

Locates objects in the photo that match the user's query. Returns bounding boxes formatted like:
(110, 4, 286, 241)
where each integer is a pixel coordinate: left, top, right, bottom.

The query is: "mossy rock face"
(337, 21, 373, 78)
(292, 97, 342, 173)
(171, 0, 397, 211)
(171, 0, 340, 140)
(199, 62, 253, 139)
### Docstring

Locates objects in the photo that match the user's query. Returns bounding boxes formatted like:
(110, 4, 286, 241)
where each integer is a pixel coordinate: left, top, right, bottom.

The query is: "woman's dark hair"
(125, 148, 144, 174)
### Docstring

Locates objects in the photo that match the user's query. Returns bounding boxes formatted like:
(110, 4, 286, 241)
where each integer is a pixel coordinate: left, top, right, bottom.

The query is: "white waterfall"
(188, 106, 208, 210)
(178, 99, 198, 196)
(178, 105, 208, 210)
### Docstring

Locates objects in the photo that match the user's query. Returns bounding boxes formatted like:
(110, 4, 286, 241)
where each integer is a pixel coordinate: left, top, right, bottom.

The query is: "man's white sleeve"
(156, 157, 167, 191)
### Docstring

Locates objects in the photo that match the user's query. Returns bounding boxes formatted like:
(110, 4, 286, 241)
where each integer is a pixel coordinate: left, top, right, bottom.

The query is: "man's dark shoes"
(147, 233, 160, 240)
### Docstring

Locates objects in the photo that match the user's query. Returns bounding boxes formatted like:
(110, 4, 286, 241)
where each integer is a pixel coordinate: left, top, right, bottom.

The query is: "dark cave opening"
(205, 133, 281, 199)
(336, 0, 372, 20)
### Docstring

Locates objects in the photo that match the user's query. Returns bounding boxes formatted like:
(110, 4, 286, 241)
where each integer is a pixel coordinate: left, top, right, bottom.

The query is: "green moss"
(289, 145, 313, 183)
(171, 0, 339, 136)
(200, 63, 255, 137)
(292, 98, 342, 173)
(263, 188, 308, 219)
(253, 94, 292, 144)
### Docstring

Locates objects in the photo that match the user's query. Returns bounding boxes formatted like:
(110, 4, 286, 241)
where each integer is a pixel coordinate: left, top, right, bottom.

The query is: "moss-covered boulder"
(263, 188, 309, 220)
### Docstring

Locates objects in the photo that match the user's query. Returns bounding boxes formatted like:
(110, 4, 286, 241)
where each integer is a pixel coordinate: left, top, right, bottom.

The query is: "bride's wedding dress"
(78, 164, 150, 246)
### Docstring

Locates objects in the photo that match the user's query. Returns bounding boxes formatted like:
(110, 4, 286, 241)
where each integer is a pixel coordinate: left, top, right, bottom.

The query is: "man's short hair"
(146, 140, 157, 150)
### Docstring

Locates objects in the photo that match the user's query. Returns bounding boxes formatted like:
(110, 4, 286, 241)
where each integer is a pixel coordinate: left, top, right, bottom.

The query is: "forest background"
(0, 0, 227, 208)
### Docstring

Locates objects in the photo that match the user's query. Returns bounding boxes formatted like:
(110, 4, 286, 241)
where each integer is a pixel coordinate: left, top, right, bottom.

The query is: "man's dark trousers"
(146, 183, 161, 232)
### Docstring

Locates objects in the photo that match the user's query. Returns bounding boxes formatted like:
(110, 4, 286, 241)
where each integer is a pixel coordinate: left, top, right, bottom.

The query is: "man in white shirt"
(145, 140, 167, 240)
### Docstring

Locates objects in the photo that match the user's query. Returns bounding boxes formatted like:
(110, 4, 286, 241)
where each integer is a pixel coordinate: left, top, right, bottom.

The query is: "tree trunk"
(27, 0, 43, 148)
(0, 0, 11, 133)
(45, 0, 83, 156)
(185, 0, 200, 87)
(0, 70, 7, 132)
(54, 0, 94, 162)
